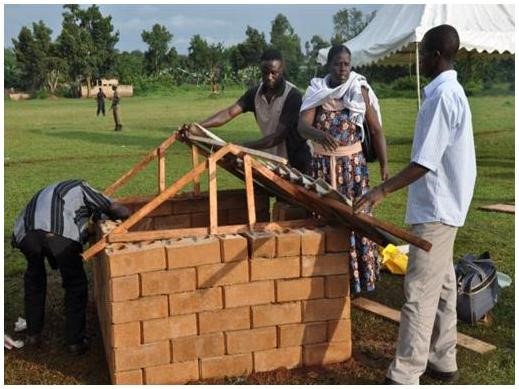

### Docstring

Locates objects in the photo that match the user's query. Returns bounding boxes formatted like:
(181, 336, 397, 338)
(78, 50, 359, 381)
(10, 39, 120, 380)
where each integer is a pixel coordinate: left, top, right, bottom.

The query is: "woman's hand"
(380, 164, 389, 181)
(316, 131, 340, 152)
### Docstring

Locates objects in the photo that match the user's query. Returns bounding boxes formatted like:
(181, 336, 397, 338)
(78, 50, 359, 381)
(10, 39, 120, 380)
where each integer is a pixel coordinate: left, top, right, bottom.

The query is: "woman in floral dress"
(298, 45, 389, 293)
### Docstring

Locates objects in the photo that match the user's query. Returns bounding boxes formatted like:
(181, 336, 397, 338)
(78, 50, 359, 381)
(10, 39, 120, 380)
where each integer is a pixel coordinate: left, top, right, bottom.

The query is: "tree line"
(5, 5, 513, 97)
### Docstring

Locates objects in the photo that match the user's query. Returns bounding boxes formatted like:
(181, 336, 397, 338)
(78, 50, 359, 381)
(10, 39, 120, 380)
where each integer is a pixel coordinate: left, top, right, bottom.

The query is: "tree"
(230, 26, 268, 72)
(304, 35, 330, 78)
(57, 4, 119, 96)
(331, 7, 370, 45)
(269, 14, 303, 82)
(141, 24, 175, 75)
(188, 34, 224, 79)
(4, 48, 22, 89)
(115, 50, 144, 84)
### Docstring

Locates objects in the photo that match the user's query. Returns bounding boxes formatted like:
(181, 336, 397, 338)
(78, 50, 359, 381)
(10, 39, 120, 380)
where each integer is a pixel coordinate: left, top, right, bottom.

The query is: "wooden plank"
(208, 157, 218, 235)
(243, 154, 256, 229)
(83, 143, 235, 260)
(478, 203, 515, 214)
(158, 147, 166, 193)
(192, 144, 200, 195)
(104, 133, 178, 196)
(107, 218, 323, 243)
(352, 297, 496, 354)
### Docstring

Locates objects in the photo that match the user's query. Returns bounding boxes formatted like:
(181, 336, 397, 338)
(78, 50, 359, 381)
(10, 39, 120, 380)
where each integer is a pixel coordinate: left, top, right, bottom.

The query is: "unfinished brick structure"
(86, 128, 430, 384)
(91, 195, 352, 384)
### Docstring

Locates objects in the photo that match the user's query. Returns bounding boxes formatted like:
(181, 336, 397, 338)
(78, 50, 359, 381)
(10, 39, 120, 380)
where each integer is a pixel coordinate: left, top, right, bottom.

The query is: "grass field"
(3, 86, 515, 384)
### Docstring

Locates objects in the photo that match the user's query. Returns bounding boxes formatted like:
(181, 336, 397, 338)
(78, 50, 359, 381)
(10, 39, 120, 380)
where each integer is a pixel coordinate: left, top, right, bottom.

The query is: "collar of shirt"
(260, 78, 286, 97)
(423, 70, 457, 99)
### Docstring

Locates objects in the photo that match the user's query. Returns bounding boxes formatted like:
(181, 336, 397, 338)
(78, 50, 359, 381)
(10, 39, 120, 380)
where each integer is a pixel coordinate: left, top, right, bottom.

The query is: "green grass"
(4, 88, 514, 384)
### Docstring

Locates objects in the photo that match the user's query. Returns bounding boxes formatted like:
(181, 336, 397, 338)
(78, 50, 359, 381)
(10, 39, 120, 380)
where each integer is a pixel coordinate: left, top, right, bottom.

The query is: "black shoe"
(425, 364, 459, 382)
(67, 337, 89, 355)
(384, 376, 403, 384)
(25, 333, 42, 347)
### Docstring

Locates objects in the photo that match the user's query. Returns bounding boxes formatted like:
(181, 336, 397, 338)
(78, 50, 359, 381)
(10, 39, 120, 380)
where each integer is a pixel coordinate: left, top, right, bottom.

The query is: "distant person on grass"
(11, 180, 131, 355)
(96, 87, 106, 116)
(110, 85, 122, 131)
(184, 48, 311, 174)
(354, 24, 476, 384)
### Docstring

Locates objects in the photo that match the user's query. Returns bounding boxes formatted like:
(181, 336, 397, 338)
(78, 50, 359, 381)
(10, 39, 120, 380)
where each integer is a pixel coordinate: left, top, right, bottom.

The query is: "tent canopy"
(317, 4, 515, 66)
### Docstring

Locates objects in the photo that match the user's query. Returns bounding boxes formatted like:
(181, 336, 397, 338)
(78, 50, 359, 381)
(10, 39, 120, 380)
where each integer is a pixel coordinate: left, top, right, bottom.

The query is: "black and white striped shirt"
(13, 179, 114, 246)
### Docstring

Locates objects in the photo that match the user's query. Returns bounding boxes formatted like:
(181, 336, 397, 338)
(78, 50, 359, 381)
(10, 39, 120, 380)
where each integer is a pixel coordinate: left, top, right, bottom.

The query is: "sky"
(4, 3, 381, 55)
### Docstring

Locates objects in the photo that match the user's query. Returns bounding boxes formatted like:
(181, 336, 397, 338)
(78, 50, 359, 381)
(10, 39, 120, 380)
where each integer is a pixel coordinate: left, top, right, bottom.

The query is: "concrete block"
(219, 234, 248, 262)
(224, 281, 275, 308)
(110, 295, 168, 324)
(302, 254, 349, 276)
(278, 322, 328, 347)
(111, 321, 141, 348)
(250, 256, 300, 281)
(299, 228, 325, 255)
(323, 225, 351, 252)
(109, 275, 139, 302)
(252, 302, 301, 328)
(172, 333, 225, 362)
(140, 268, 196, 296)
(113, 341, 170, 371)
(112, 369, 143, 384)
(226, 327, 277, 354)
(199, 307, 251, 334)
(243, 231, 275, 259)
(107, 242, 166, 277)
(253, 346, 302, 372)
(142, 314, 197, 343)
(303, 341, 352, 366)
(197, 260, 249, 288)
(276, 277, 325, 302)
(166, 236, 221, 269)
(169, 287, 222, 314)
(275, 229, 301, 257)
(325, 275, 350, 298)
(200, 353, 253, 380)
(302, 298, 350, 322)
(327, 319, 352, 343)
(144, 360, 199, 384)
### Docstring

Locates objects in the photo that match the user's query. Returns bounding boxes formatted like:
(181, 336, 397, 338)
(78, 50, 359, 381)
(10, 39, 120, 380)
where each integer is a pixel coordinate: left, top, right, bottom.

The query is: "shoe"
(425, 364, 459, 382)
(25, 333, 42, 347)
(67, 337, 89, 355)
(384, 376, 403, 384)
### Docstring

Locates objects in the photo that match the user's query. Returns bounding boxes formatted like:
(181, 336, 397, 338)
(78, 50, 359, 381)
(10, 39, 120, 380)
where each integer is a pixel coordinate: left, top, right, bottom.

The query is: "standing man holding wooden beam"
(354, 25, 476, 384)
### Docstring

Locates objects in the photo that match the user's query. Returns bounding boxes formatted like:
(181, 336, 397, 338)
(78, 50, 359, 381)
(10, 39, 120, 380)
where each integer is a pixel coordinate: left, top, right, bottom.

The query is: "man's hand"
(353, 184, 386, 214)
(316, 131, 340, 152)
(180, 123, 205, 138)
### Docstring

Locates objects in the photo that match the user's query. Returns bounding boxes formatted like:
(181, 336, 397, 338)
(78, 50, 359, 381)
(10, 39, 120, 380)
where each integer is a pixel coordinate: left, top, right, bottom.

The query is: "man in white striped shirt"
(11, 179, 130, 355)
(354, 25, 476, 384)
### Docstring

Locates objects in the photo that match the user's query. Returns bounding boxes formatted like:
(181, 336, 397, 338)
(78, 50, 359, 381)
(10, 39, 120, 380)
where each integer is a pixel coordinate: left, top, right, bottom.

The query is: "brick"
(166, 236, 221, 269)
(111, 295, 168, 324)
(325, 275, 350, 298)
(302, 298, 350, 322)
(200, 353, 253, 380)
(226, 327, 277, 354)
(243, 231, 275, 258)
(172, 333, 225, 362)
(302, 254, 349, 276)
(109, 275, 140, 302)
(278, 322, 328, 347)
(113, 341, 170, 371)
(154, 214, 191, 230)
(112, 369, 143, 384)
(327, 319, 351, 343)
(251, 256, 300, 281)
(275, 229, 301, 257)
(303, 341, 352, 365)
(111, 321, 141, 348)
(252, 302, 301, 328)
(142, 314, 197, 343)
(254, 346, 302, 372)
(141, 268, 196, 296)
(144, 360, 199, 384)
(276, 277, 325, 302)
(224, 280, 274, 308)
(323, 226, 351, 252)
(300, 228, 325, 255)
(199, 307, 251, 334)
(169, 287, 222, 314)
(219, 234, 248, 262)
(197, 260, 249, 288)
(107, 242, 166, 277)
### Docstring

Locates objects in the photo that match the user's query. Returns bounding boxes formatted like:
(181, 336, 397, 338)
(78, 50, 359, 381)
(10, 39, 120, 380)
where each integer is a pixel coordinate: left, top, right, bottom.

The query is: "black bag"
(361, 120, 377, 162)
(454, 252, 499, 324)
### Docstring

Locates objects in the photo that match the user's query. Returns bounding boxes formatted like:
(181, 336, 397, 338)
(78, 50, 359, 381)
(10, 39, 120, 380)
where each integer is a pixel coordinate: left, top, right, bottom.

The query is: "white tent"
(317, 4, 515, 106)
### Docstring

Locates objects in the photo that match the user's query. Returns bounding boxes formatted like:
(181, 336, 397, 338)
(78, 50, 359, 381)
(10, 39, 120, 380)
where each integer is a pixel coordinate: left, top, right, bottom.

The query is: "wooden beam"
(208, 156, 218, 235)
(192, 144, 200, 195)
(243, 154, 256, 230)
(104, 132, 178, 196)
(106, 218, 323, 243)
(352, 297, 496, 354)
(158, 147, 166, 193)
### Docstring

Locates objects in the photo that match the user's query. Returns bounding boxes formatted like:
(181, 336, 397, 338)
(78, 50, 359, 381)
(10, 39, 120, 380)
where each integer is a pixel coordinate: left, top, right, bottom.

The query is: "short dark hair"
(326, 45, 352, 65)
(261, 48, 283, 62)
(423, 24, 460, 62)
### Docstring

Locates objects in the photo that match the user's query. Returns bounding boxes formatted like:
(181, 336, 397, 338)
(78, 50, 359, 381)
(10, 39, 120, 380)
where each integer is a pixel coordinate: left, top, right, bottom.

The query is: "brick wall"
(92, 200, 352, 384)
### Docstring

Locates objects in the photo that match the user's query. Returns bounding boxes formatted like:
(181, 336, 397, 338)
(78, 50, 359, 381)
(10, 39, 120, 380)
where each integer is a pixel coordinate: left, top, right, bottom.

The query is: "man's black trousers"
(18, 230, 87, 345)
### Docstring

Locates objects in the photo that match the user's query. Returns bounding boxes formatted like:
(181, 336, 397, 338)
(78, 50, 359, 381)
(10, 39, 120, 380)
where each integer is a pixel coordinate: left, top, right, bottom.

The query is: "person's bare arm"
(361, 87, 389, 181)
(353, 162, 429, 213)
(298, 108, 339, 152)
(199, 103, 243, 128)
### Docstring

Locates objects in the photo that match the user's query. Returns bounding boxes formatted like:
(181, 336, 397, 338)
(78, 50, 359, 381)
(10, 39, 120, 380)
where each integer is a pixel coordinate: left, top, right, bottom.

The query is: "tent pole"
(415, 41, 421, 109)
